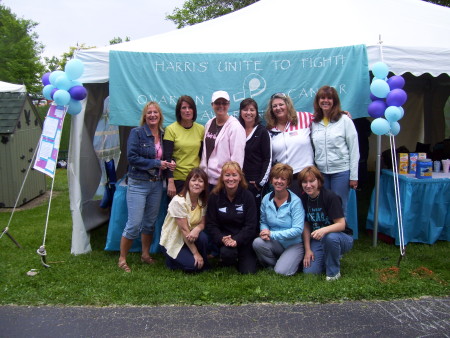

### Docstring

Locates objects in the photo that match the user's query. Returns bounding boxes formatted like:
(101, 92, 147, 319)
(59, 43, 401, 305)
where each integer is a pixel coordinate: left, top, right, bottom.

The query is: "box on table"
(398, 153, 409, 174)
(418, 153, 427, 160)
(409, 153, 418, 174)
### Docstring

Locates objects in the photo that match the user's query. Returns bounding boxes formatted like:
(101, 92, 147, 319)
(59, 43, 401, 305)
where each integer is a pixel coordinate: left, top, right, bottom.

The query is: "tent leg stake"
(1, 228, 22, 248)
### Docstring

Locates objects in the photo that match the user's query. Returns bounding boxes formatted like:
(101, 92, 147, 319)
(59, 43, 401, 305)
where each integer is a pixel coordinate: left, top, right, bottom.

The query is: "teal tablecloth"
(366, 169, 450, 244)
(104, 178, 168, 253)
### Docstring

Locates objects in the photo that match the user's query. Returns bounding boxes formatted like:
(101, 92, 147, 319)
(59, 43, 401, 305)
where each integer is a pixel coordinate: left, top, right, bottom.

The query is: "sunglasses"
(213, 101, 229, 106)
(271, 92, 287, 99)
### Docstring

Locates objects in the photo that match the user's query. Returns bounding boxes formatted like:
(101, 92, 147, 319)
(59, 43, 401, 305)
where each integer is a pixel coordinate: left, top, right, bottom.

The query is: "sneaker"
(326, 272, 341, 281)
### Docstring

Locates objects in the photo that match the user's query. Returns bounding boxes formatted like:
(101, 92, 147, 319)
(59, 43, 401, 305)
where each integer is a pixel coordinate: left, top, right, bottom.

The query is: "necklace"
(190, 198, 198, 211)
(307, 192, 320, 202)
(307, 192, 320, 215)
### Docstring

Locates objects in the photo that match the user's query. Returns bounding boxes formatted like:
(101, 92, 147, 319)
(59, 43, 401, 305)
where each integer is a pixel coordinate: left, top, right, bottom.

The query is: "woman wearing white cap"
(200, 90, 246, 190)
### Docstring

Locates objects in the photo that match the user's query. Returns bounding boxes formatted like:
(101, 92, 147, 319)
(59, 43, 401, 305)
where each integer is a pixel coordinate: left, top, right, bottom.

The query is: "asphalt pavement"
(1, 297, 449, 337)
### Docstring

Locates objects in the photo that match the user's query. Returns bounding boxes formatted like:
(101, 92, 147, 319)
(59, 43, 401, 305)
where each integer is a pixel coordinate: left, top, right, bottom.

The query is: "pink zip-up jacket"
(200, 116, 246, 185)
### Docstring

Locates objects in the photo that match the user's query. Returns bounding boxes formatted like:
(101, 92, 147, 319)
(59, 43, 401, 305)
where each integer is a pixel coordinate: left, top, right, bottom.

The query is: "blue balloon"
(370, 79, 390, 98)
(69, 80, 83, 89)
(387, 75, 405, 90)
(386, 88, 407, 106)
(49, 70, 65, 85)
(55, 73, 72, 91)
(68, 99, 82, 115)
(42, 72, 51, 86)
(68, 85, 87, 101)
(398, 106, 404, 119)
(368, 100, 387, 118)
(53, 89, 71, 106)
(385, 106, 402, 122)
(371, 118, 390, 135)
(370, 93, 381, 101)
(387, 122, 401, 136)
(372, 62, 389, 79)
(65, 59, 84, 80)
(42, 84, 55, 100)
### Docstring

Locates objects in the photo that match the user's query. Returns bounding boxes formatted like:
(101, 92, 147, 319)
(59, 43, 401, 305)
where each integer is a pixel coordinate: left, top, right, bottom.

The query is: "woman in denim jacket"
(118, 102, 175, 272)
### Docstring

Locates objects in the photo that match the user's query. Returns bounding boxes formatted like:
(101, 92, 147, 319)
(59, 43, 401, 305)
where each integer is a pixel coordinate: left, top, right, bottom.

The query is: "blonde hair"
(212, 161, 248, 194)
(139, 101, 164, 131)
(264, 94, 298, 129)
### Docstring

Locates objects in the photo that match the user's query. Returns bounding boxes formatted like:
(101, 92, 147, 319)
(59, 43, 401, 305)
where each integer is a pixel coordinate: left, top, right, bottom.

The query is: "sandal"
(118, 261, 131, 272)
(141, 256, 156, 265)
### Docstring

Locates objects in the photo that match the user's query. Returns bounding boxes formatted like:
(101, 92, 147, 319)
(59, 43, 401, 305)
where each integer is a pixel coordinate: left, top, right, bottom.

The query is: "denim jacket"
(127, 124, 165, 181)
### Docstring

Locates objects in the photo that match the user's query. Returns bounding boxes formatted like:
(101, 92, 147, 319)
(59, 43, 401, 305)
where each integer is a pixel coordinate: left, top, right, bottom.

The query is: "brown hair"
(264, 93, 298, 129)
(238, 98, 260, 127)
(313, 86, 342, 123)
(269, 163, 293, 186)
(212, 161, 248, 194)
(297, 166, 324, 190)
(139, 101, 164, 131)
(179, 167, 208, 206)
(175, 95, 197, 123)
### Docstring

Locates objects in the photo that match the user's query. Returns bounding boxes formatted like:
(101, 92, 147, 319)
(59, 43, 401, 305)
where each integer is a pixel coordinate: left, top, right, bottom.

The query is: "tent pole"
(373, 134, 381, 246)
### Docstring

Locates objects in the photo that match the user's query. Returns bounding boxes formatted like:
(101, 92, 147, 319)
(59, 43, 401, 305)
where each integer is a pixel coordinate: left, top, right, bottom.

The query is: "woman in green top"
(164, 95, 205, 197)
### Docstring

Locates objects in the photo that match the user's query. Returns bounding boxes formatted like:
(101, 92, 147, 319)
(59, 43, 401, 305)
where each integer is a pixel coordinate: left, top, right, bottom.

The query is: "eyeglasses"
(271, 92, 287, 99)
(213, 101, 229, 106)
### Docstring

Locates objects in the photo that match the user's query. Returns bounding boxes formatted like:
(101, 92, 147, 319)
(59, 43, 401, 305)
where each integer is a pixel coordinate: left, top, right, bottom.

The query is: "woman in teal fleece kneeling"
(252, 163, 305, 276)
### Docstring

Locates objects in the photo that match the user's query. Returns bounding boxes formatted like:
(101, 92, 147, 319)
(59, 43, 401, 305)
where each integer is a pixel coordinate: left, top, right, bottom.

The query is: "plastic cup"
(433, 161, 441, 172)
(442, 159, 450, 174)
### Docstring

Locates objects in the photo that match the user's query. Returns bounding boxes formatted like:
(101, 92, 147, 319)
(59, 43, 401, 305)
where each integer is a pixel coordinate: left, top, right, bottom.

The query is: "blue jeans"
(162, 232, 210, 272)
(303, 232, 353, 277)
(122, 177, 163, 240)
(322, 170, 350, 217)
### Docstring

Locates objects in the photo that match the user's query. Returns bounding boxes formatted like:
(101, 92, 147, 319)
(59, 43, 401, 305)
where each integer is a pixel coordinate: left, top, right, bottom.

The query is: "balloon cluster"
(368, 62, 407, 136)
(41, 59, 87, 115)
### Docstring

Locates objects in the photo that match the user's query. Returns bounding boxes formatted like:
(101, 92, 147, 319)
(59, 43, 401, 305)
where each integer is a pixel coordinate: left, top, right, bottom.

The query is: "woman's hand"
(167, 180, 176, 198)
(311, 228, 328, 240)
(349, 180, 358, 190)
(342, 111, 353, 119)
(259, 229, 270, 241)
(168, 160, 177, 172)
(160, 160, 170, 170)
(186, 227, 200, 243)
(222, 235, 237, 247)
(193, 252, 204, 269)
(303, 249, 315, 268)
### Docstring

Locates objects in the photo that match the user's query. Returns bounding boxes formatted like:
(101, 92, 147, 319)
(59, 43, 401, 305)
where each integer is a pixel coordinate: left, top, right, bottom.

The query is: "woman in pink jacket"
(200, 90, 246, 191)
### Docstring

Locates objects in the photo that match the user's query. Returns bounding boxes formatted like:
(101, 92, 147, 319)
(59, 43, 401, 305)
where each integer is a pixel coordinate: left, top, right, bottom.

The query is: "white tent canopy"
(77, 0, 450, 84)
(70, 0, 450, 254)
(0, 81, 26, 93)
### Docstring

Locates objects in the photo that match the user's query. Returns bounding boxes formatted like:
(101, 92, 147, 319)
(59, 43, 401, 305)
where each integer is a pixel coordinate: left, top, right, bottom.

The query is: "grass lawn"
(0, 169, 448, 306)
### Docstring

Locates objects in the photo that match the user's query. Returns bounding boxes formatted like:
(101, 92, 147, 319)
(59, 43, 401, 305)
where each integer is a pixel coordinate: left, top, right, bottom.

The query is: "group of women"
(117, 87, 359, 281)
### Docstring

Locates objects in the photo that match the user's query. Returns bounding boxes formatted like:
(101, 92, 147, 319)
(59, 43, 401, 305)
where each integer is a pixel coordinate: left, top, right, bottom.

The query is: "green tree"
(109, 36, 131, 45)
(0, 3, 44, 94)
(43, 56, 62, 72)
(58, 43, 94, 70)
(166, 0, 259, 28)
(423, 0, 450, 6)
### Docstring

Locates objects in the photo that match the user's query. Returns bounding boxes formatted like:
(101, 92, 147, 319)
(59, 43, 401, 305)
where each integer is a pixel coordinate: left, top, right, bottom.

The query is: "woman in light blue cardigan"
(311, 85, 359, 216)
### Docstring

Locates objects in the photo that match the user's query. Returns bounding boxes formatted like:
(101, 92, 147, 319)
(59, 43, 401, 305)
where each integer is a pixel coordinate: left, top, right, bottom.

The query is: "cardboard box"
(409, 153, 418, 174)
(418, 153, 427, 160)
(398, 153, 409, 174)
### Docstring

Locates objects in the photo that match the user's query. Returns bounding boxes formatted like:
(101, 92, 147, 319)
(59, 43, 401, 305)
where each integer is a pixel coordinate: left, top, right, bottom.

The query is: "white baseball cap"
(211, 90, 230, 103)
